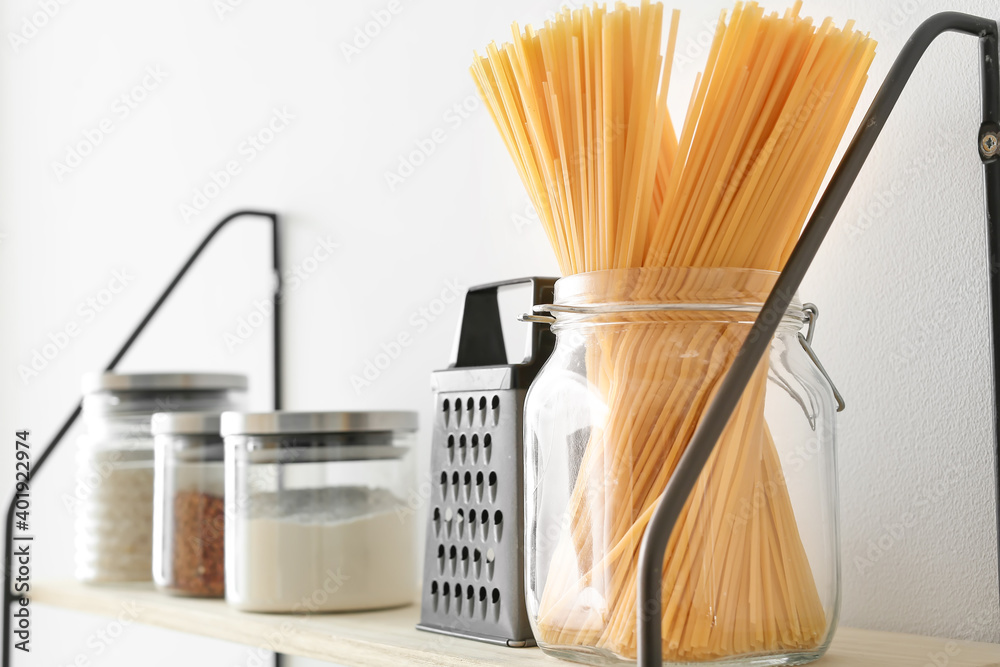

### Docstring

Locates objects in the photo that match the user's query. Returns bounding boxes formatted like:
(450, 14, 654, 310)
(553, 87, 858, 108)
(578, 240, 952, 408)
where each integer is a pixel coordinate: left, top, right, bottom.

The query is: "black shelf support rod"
(637, 12, 1000, 666)
(1, 209, 284, 666)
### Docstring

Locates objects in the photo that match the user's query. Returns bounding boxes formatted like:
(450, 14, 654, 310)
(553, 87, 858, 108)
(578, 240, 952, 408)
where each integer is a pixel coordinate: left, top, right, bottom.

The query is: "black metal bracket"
(1, 210, 284, 666)
(636, 12, 1000, 666)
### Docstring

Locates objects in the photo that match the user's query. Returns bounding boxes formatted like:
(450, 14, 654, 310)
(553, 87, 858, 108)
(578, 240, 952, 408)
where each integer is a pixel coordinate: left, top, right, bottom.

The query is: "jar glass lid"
(151, 411, 224, 436)
(82, 372, 248, 394)
(220, 410, 418, 437)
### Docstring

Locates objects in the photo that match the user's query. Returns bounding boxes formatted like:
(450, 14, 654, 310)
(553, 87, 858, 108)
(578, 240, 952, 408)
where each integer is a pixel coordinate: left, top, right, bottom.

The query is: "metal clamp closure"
(518, 305, 555, 324)
(798, 303, 846, 412)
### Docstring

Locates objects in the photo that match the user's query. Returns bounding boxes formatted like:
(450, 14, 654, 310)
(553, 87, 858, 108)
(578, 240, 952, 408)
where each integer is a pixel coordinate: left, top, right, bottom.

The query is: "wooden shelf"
(32, 581, 1000, 666)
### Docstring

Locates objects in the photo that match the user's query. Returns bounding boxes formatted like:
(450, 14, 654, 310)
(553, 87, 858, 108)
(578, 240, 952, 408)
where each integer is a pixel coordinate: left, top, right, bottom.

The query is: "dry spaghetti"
(473, 1, 873, 661)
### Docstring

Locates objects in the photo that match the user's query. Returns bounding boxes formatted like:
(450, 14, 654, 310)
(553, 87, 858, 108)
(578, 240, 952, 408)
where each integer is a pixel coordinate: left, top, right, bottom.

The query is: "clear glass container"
(223, 411, 419, 612)
(523, 267, 841, 666)
(152, 412, 226, 597)
(75, 372, 246, 584)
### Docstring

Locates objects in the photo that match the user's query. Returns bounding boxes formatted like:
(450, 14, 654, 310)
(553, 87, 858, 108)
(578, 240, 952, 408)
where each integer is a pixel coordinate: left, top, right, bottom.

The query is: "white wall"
(0, 0, 996, 665)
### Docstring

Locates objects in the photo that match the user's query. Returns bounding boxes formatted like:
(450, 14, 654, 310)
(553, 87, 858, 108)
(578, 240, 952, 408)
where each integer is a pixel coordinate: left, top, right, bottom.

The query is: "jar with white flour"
(222, 411, 418, 612)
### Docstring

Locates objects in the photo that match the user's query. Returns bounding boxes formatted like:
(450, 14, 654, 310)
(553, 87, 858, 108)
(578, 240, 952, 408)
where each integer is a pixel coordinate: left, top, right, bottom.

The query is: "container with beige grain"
(75, 372, 246, 584)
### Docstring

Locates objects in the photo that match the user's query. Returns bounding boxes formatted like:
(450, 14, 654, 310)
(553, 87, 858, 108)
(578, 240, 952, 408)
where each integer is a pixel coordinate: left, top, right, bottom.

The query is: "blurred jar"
(76, 372, 246, 584)
(152, 411, 226, 597)
(223, 411, 418, 612)
(523, 267, 841, 666)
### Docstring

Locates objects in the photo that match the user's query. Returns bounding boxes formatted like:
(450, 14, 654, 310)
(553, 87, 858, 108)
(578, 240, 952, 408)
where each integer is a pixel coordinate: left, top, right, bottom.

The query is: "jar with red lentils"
(152, 411, 228, 597)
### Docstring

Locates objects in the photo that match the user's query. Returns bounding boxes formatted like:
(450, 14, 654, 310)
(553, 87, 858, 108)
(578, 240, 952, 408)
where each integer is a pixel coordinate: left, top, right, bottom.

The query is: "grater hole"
(486, 548, 495, 581)
(491, 395, 500, 425)
(479, 396, 487, 426)
(494, 510, 503, 542)
(444, 507, 453, 538)
(454, 581, 462, 615)
(466, 396, 474, 417)
(466, 585, 475, 617)
(492, 588, 500, 604)
(433, 507, 441, 536)
(442, 399, 450, 427)
(456, 509, 465, 539)
(468, 506, 477, 537)
(491, 588, 500, 620)
(473, 548, 483, 579)
(455, 398, 463, 428)
(479, 586, 488, 619)
(483, 433, 492, 463)
(463, 471, 472, 501)
(461, 546, 470, 577)
(437, 544, 445, 574)
(459, 434, 467, 464)
(488, 471, 498, 503)
(449, 545, 458, 575)
(440, 471, 447, 498)
(470, 433, 480, 464)
(475, 471, 485, 502)
(451, 471, 460, 500)
(481, 509, 489, 539)
(447, 434, 455, 463)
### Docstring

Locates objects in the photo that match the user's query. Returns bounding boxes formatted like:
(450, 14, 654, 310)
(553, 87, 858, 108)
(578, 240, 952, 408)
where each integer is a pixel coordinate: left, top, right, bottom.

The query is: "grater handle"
(454, 277, 556, 369)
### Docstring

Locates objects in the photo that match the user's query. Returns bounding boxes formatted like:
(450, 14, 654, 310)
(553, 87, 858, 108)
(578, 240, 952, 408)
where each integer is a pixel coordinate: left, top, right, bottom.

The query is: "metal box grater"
(416, 277, 556, 647)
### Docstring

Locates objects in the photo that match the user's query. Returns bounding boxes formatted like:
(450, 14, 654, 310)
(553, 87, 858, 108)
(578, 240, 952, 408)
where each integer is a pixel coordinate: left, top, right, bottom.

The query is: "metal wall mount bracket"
(0, 210, 285, 667)
(635, 12, 1000, 666)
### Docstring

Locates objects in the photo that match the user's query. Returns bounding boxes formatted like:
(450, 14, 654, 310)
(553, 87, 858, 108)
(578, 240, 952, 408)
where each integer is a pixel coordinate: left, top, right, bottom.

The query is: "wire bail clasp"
(798, 303, 846, 412)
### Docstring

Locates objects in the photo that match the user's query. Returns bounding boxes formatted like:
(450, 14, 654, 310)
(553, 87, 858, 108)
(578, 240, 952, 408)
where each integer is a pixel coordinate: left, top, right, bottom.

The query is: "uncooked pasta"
(473, 1, 874, 660)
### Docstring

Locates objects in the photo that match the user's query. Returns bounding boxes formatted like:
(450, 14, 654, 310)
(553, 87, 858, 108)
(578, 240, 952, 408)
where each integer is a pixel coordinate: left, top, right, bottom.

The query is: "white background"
(0, 0, 997, 665)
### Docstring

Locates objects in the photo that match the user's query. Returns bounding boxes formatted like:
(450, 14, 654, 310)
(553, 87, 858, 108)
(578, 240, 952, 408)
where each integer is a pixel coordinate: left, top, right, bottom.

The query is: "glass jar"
(75, 372, 246, 584)
(222, 411, 419, 612)
(152, 412, 226, 597)
(523, 267, 841, 666)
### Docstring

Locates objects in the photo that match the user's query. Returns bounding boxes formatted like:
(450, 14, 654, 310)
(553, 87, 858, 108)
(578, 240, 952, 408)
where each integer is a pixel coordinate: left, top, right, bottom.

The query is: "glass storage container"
(523, 267, 841, 666)
(152, 412, 226, 597)
(222, 410, 419, 612)
(76, 372, 246, 584)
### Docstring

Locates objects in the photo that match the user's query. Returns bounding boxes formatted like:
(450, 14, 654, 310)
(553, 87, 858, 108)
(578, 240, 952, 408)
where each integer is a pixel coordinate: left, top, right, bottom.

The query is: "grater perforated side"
(416, 277, 556, 647)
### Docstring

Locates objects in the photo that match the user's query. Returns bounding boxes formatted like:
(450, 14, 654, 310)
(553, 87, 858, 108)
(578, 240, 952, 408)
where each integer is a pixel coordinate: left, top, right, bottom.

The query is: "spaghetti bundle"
(473, 1, 874, 661)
